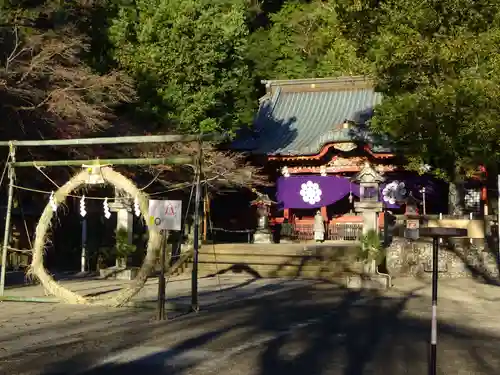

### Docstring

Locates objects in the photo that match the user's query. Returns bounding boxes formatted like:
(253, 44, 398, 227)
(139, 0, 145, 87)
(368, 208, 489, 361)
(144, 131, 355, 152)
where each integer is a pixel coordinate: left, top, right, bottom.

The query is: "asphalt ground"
(0, 277, 499, 375)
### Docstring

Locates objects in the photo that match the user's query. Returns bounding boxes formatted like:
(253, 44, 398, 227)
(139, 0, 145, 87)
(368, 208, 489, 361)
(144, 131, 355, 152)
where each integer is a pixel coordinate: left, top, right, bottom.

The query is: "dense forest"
(0, 0, 499, 206)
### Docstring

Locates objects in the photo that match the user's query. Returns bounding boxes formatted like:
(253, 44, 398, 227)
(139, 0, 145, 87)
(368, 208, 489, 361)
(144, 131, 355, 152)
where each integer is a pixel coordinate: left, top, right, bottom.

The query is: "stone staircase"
(181, 242, 363, 281)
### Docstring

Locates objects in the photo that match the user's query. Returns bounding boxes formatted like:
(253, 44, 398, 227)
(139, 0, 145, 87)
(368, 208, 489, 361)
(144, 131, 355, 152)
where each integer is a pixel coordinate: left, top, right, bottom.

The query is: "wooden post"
(0, 143, 16, 296)
(157, 230, 168, 320)
(320, 206, 327, 221)
(203, 195, 209, 242)
(0, 133, 225, 147)
(12, 156, 193, 168)
(497, 175, 500, 251)
(482, 186, 488, 215)
(81, 218, 87, 273)
(191, 140, 202, 313)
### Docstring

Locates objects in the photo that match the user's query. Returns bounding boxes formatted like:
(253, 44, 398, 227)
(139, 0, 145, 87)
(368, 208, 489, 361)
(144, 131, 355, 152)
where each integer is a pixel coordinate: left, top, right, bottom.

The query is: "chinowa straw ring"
(28, 166, 161, 307)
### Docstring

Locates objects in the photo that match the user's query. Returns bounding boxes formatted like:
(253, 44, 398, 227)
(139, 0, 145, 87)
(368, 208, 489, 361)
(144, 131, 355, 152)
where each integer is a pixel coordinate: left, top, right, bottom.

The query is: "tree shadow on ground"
(206, 263, 262, 279)
(199, 243, 362, 282)
(3, 281, 500, 375)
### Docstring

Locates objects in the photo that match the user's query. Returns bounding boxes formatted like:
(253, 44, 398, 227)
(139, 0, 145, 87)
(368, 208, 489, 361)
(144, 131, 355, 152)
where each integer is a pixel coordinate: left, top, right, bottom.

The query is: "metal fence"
(286, 222, 363, 241)
(328, 223, 363, 241)
(292, 223, 314, 241)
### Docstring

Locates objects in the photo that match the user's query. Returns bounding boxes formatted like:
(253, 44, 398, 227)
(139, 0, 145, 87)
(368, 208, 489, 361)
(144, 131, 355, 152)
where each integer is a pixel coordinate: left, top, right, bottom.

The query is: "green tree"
(108, 0, 257, 136)
(338, 0, 500, 214)
(248, 0, 372, 79)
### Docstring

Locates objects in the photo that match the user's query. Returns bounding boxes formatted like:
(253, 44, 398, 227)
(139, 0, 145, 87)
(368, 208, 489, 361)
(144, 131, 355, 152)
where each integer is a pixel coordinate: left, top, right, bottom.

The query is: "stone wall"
(386, 237, 500, 281)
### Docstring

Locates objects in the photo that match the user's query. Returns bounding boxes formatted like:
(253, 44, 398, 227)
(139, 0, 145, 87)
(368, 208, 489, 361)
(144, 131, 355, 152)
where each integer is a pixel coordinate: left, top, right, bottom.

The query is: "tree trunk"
(448, 181, 464, 216)
(485, 165, 498, 215)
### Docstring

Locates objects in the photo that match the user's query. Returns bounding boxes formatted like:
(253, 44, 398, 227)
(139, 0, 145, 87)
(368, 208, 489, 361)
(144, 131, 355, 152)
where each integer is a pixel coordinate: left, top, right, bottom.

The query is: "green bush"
(280, 222, 294, 237)
(115, 228, 137, 259)
(359, 229, 385, 265)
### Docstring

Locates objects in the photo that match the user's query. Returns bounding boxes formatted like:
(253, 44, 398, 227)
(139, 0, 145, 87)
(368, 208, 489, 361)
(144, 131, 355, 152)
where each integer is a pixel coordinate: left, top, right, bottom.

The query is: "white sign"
(406, 219, 420, 229)
(148, 200, 182, 231)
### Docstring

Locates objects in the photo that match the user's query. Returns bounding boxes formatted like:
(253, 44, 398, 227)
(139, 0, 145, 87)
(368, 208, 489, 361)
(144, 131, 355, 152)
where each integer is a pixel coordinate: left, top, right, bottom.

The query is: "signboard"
(148, 200, 182, 231)
(405, 219, 420, 239)
(406, 219, 420, 229)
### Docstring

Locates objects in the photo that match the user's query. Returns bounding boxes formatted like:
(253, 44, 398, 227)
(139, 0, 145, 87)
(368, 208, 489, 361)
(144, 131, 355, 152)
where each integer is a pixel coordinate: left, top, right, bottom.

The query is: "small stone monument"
(251, 191, 275, 244)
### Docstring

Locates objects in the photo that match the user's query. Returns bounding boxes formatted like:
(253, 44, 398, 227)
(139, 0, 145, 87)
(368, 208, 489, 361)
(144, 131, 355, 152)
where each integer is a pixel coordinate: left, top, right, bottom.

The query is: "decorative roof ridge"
(261, 76, 375, 93)
(261, 75, 371, 85)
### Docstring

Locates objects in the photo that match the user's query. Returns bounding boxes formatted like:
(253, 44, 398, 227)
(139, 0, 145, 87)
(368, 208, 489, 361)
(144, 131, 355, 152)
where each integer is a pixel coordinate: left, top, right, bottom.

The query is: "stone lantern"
(108, 188, 134, 270)
(250, 192, 275, 244)
(352, 161, 385, 234)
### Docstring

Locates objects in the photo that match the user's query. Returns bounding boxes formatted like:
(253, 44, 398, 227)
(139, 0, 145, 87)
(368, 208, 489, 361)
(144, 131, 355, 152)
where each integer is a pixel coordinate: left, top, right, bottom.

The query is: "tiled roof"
(231, 77, 392, 155)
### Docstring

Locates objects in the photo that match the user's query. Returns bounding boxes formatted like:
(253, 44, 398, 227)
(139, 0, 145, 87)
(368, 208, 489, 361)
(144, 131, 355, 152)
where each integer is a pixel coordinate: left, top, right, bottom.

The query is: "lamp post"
(420, 187, 427, 215)
(418, 227, 468, 375)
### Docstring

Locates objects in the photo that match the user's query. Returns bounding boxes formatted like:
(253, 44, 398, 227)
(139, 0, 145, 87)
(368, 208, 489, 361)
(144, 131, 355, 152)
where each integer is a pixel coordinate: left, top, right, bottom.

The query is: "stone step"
(196, 253, 356, 265)
(191, 261, 361, 279)
(179, 242, 364, 281)
(198, 267, 343, 280)
(199, 242, 359, 255)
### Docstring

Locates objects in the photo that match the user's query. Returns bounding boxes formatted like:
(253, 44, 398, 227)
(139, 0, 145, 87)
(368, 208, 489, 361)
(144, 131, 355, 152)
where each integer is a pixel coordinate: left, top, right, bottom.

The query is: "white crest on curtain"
(300, 181, 322, 205)
(382, 181, 407, 205)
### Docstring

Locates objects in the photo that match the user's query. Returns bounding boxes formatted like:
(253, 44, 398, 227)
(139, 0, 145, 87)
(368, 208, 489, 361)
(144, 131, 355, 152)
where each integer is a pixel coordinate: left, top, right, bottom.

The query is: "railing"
(285, 222, 363, 241)
(328, 223, 363, 241)
(208, 227, 254, 243)
(292, 223, 314, 241)
(278, 214, 498, 243)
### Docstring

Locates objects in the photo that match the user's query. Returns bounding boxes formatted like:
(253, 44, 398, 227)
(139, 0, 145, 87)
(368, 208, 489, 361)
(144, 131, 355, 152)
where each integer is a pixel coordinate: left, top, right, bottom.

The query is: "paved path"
(1, 277, 500, 374)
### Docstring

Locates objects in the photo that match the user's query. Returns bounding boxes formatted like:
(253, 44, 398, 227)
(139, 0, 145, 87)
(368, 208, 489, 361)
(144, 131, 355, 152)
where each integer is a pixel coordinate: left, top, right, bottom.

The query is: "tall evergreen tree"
(247, 0, 371, 80)
(108, 0, 257, 136)
(338, 0, 500, 213)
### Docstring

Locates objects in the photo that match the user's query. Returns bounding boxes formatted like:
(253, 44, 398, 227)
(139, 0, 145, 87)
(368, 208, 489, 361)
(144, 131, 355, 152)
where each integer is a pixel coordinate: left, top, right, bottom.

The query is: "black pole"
(157, 230, 168, 320)
(191, 141, 202, 312)
(429, 236, 439, 375)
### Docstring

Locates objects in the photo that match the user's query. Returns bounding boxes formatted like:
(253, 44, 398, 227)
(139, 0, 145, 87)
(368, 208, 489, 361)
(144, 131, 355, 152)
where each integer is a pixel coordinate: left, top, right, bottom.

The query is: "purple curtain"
(381, 174, 444, 209)
(276, 176, 359, 209)
(277, 174, 444, 211)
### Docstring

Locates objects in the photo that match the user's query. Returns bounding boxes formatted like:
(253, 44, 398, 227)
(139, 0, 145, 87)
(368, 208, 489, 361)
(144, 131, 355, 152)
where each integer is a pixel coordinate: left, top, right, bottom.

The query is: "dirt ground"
(1, 276, 500, 374)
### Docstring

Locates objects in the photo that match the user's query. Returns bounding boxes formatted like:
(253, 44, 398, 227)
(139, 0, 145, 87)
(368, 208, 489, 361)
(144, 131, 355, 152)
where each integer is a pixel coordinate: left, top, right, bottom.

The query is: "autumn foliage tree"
(0, 1, 134, 142)
(0, 0, 267, 191)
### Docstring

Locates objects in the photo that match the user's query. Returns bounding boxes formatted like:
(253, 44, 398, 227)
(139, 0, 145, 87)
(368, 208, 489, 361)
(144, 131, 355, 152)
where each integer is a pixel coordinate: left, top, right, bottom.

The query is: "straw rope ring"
(28, 166, 161, 306)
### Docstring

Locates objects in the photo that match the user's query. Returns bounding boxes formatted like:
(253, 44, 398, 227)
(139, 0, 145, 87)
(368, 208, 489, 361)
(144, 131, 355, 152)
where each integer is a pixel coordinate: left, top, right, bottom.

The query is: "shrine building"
(228, 76, 486, 242)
